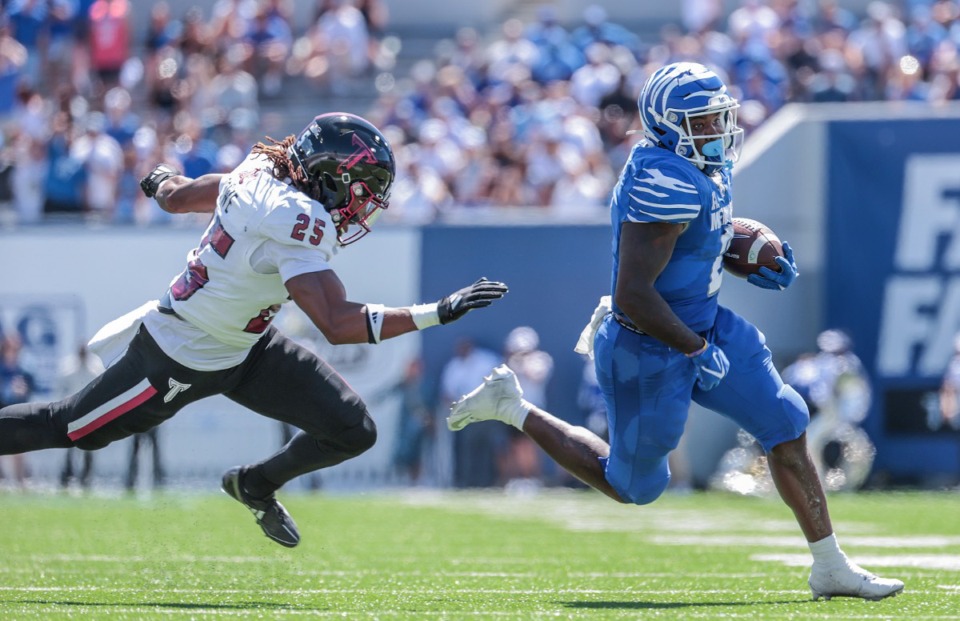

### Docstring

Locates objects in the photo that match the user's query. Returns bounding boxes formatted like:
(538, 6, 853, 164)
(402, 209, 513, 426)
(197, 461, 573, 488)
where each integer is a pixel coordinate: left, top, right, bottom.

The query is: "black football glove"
(139, 164, 180, 198)
(437, 278, 508, 324)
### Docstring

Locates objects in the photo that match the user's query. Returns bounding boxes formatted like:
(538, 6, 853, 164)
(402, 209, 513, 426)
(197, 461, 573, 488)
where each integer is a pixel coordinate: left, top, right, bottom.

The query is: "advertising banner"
(827, 119, 960, 480)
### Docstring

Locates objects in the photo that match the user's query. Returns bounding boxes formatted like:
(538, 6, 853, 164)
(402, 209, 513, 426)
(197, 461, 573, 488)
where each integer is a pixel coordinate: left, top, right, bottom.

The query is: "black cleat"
(221, 467, 300, 548)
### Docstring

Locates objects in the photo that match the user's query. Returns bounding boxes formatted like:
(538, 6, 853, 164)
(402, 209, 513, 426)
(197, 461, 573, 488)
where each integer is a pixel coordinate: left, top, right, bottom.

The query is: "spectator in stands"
(178, 7, 210, 58)
(928, 40, 960, 103)
(387, 146, 451, 223)
(571, 4, 642, 58)
(390, 357, 432, 484)
(7, 91, 46, 225)
(0, 18, 28, 119)
(174, 118, 217, 179)
(144, 2, 178, 56)
(207, 46, 259, 133)
(498, 327, 551, 487)
(527, 9, 584, 84)
(524, 5, 568, 50)
(0, 334, 34, 489)
(125, 428, 166, 492)
(728, 0, 781, 45)
(6, 0, 46, 89)
(103, 86, 138, 147)
(524, 124, 566, 206)
(112, 143, 140, 223)
(569, 43, 621, 108)
(445, 26, 486, 87)
(242, 1, 292, 97)
(43, 111, 87, 216)
(812, 0, 858, 35)
(46, 1, 79, 91)
(936, 334, 960, 432)
(846, 2, 908, 100)
(682, 0, 724, 35)
(486, 18, 538, 84)
(355, 0, 389, 67)
(87, 0, 130, 94)
(209, 0, 256, 54)
(72, 111, 123, 221)
(306, 0, 372, 93)
(440, 337, 502, 488)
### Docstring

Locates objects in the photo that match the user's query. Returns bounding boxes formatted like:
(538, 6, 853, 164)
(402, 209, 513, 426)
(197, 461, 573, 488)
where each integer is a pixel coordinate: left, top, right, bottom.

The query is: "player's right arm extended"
(140, 163, 223, 214)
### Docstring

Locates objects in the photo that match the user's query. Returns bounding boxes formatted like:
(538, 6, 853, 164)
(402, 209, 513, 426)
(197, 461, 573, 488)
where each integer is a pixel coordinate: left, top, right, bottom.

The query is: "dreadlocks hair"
(251, 135, 310, 190)
(252, 135, 324, 203)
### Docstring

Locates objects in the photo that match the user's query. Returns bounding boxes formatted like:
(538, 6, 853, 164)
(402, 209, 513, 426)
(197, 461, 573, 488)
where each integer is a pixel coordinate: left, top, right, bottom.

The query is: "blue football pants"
(593, 305, 809, 505)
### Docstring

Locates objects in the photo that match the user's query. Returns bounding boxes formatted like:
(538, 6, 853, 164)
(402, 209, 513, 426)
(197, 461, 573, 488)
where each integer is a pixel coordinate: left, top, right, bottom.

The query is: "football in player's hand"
(722, 217, 784, 278)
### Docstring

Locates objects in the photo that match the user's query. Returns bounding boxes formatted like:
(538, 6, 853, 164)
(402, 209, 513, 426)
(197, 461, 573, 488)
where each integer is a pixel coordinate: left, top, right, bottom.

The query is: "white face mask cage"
(660, 98, 744, 170)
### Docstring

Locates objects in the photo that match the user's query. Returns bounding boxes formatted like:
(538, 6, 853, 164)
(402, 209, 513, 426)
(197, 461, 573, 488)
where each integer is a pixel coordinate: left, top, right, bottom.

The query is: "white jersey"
(145, 153, 339, 369)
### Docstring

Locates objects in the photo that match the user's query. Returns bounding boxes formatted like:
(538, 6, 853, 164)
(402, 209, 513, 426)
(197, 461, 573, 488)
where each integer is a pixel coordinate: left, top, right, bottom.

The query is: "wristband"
(365, 303, 385, 344)
(685, 338, 709, 358)
(408, 303, 440, 330)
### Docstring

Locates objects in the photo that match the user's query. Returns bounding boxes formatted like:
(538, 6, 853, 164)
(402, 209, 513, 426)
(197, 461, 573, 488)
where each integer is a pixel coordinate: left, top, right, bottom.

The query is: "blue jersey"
(609, 142, 733, 333)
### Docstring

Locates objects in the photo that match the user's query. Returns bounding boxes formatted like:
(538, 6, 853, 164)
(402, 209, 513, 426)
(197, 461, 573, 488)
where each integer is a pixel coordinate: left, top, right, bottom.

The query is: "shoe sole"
(811, 584, 904, 601)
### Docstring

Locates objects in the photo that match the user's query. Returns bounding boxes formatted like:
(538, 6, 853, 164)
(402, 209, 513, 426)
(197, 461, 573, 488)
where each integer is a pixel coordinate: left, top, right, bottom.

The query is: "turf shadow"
(12, 599, 327, 612)
(562, 599, 808, 610)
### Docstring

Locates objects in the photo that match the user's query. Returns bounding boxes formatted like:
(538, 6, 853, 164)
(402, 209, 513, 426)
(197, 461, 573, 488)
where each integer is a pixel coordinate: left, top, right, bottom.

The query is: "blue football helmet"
(638, 62, 743, 171)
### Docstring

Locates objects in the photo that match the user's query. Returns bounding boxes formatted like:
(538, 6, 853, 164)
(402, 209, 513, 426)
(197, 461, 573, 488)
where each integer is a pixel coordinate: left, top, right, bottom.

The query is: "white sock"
(809, 533, 846, 567)
(502, 398, 533, 430)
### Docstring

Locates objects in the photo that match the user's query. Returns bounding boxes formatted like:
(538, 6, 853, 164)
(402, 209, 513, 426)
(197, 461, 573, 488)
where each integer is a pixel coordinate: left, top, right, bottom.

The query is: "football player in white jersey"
(0, 113, 508, 548)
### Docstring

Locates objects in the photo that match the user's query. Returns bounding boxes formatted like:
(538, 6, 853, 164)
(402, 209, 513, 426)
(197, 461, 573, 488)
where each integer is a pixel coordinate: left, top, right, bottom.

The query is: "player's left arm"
(140, 164, 222, 214)
(747, 241, 799, 291)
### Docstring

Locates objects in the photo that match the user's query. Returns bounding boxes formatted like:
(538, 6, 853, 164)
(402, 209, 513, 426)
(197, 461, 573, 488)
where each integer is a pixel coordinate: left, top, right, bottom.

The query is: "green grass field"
(0, 488, 957, 620)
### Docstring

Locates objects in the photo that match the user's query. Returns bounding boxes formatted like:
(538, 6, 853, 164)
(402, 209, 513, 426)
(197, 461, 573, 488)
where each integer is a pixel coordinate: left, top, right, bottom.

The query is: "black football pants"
(0, 324, 377, 490)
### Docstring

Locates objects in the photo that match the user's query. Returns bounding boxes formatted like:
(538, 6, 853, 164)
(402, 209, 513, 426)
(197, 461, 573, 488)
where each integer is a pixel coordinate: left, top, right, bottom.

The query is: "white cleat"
(447, 365, 525, 431)
(809, 557, 904, 601)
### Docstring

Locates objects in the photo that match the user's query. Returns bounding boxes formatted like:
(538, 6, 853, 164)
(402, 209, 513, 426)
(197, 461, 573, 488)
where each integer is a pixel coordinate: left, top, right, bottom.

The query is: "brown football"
(722, 217, 784, 278)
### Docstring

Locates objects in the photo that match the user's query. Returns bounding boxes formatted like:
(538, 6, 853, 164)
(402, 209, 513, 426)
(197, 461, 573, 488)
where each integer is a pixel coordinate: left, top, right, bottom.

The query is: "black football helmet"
(288, 113, 395, 245)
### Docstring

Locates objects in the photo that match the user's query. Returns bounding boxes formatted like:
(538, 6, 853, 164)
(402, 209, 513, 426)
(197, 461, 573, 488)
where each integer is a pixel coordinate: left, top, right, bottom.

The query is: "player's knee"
(622, 474, 670, 505)
(778, 384, 810, 437)
(340, 413, 377, 457)
(607, 461, 670, 506)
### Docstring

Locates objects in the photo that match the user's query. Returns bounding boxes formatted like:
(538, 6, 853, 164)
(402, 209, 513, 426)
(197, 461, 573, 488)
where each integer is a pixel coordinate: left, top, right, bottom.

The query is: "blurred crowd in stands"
(0, 0, 958, 226)
(0, 0, 393, 226)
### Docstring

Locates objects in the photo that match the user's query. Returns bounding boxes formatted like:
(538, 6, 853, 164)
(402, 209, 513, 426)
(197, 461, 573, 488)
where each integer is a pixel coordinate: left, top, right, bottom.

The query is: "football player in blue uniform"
(448, 62, 903, 601)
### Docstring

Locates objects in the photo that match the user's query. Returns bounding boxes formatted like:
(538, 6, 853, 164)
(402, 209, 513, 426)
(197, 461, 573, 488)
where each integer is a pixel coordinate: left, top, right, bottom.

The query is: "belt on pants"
(613, 313, 647, 335)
